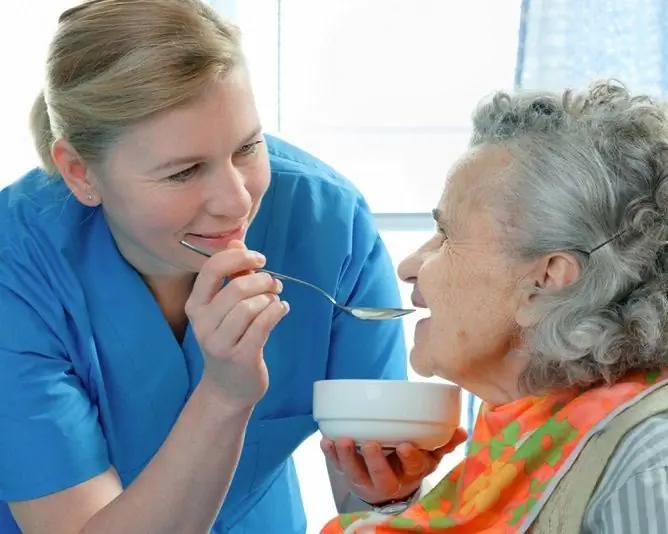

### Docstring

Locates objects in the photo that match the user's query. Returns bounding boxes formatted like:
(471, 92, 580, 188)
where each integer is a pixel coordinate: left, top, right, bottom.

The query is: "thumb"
(431, 427, 468, 462)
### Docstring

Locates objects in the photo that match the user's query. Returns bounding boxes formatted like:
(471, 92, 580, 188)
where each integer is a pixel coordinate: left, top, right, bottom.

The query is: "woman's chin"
(409, 346, 434, 378)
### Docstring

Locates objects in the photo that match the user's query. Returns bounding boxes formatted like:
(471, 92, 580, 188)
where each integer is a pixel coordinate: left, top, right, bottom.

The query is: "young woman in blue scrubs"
(0, 1, 462, 533)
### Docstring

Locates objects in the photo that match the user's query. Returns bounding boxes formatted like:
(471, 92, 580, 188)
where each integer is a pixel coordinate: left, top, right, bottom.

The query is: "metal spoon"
(179, 239, 415, 321)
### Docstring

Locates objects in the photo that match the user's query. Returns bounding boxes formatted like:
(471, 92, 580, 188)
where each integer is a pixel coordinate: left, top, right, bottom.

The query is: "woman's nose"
(206, 168, 252, 219)
(397, 249, 423, 283)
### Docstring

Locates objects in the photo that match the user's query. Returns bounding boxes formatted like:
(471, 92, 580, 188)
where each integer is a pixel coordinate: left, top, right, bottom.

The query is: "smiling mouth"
(188, 226, 245, 238)
(183, 226, 247, 250)
(192, 233, 231, 238)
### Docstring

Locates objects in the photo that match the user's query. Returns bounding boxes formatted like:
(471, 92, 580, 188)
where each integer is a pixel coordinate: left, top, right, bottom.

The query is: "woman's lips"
(186, 227, 246, 250)
(416, 316, 431, 327)
(414, 316, 431, 343)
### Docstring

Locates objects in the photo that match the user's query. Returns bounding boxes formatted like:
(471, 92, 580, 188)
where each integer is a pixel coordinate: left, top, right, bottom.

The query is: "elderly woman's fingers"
(430, 427, 468, 462)
(324, 430, 467, 502)
(335, 438, 372, 488)
(395, 444, 429, 478)
(321, 438, 342, 470)
(360, 442, 401, 496)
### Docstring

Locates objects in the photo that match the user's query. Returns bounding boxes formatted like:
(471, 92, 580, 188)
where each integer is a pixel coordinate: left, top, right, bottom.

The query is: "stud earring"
(86, 194, 93, 201)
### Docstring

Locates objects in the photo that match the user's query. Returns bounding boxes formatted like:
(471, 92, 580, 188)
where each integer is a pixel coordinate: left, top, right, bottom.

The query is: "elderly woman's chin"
(409, 317, 436, 378)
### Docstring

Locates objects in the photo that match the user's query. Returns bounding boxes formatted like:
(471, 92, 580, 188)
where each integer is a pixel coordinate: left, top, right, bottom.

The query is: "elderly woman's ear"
(515, 252, 581, 328)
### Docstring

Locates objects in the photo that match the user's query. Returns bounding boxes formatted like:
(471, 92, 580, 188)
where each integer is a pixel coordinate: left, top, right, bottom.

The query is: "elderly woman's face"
(398, 147, 525, 383)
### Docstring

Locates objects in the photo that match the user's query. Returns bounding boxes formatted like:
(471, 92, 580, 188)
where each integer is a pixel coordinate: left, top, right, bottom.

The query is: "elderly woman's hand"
(321, 427, 467, 505)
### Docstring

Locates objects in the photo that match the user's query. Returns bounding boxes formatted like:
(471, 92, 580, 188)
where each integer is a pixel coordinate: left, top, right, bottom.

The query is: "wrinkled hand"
(321, 427, 467, 504)
(186, 240, 289, 412)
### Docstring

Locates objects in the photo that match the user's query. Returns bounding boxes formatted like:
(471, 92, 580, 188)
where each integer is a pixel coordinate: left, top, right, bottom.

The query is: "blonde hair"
(30, 0, 244, 176)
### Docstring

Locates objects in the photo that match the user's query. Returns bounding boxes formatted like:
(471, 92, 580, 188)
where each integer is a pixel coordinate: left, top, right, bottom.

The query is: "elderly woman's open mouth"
(410, 289, 431, 333)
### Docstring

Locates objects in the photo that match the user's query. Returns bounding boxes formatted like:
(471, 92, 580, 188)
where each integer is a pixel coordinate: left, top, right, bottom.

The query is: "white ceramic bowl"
(313, 379, 461, 451)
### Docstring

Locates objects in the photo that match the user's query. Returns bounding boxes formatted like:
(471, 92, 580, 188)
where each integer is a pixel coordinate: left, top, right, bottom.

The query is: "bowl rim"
(314, 379, 461, 391)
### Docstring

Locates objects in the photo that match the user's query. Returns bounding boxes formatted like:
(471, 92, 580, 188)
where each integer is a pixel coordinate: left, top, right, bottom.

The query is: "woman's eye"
(236, 140, 264, 157)
(167, 164, 200, 182)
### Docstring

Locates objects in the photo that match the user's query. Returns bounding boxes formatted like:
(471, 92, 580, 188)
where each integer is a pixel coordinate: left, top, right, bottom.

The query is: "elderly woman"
(322, 81, 668, 533)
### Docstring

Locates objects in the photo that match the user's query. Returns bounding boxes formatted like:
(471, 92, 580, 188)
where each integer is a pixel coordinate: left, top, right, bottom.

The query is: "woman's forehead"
(440, 146, 512, 209)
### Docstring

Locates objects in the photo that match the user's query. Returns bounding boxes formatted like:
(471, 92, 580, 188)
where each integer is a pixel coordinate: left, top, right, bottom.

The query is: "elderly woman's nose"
(397, 250, 423, 283)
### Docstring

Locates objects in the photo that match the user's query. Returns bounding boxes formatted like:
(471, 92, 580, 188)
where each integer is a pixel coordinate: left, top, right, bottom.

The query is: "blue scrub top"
(0, 135, 407, 533)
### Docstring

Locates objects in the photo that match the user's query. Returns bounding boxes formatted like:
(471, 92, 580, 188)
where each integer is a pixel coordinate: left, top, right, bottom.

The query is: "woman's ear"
(515, 252, 580, 327)
(515, 279, 540, 328)
(52, 139, 102, 206)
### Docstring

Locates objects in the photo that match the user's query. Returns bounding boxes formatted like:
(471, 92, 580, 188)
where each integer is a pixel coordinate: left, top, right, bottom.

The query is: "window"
(223, 0, 522, 212)
(0, 3, 67, 183)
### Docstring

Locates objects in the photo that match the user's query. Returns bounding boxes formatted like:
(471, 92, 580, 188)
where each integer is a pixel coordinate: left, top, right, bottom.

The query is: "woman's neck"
(142, 273, 196, 344)
(459, 352, 527, 407)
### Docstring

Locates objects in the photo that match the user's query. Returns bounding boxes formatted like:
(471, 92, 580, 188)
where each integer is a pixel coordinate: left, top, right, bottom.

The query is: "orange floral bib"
(321, 370, 668, 533)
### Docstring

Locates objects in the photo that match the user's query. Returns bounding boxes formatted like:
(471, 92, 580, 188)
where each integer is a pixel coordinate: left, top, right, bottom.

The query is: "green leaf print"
(422, 479, 457, 511)
(468, 439, 484, 455)
(501, 421, 521, 444)
(509, 502, 527, 526)
(340, 512, 368, 528)
(489, 439, 505, 460)
(511, 417, 578, 474)
(472, 421, 522, 460)
(544, 446, 563, 468)
(646, 370, 661, 383)
(428, 516, 458, 529)
(508, 497, 539, 527)
(529, 478, 550, 494)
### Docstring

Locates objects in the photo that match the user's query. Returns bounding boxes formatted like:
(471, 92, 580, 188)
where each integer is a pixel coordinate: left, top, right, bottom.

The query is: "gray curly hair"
(470, 80, 668, 394)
